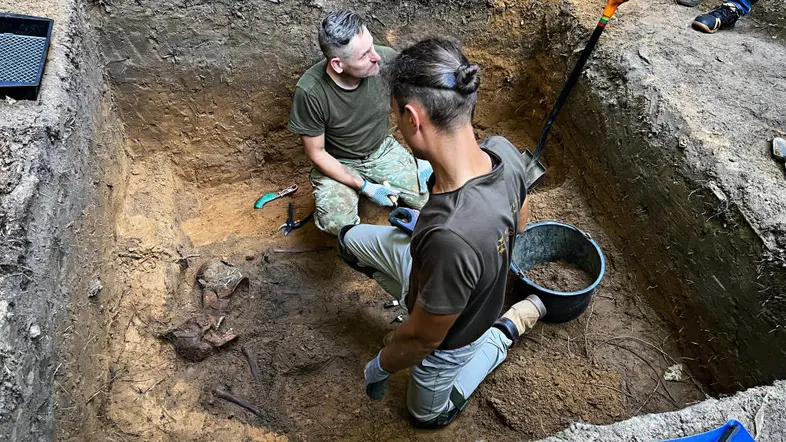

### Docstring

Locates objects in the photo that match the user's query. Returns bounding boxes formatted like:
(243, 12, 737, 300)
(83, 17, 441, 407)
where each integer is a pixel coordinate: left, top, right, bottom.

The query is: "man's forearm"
(379, 333, 434, 374)
(310, 150, 364, 190)
(378, 312, 444, 373)
(517, 195, 529, 232)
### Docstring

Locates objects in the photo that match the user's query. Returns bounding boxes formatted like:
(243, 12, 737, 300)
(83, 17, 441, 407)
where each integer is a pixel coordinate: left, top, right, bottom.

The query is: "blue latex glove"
(364, 350, 390, 400)
(389, 207, 420, 236)
(361, 180, 400, 207)
(416, 159, 433, 194)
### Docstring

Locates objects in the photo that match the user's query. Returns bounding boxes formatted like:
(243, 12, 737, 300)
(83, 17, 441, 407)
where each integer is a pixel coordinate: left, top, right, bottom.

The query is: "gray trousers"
(344, 224, 512, 425)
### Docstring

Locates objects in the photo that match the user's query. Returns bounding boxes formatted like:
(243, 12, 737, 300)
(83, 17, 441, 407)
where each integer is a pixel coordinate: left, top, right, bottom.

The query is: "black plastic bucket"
(510, 221, 605, 323)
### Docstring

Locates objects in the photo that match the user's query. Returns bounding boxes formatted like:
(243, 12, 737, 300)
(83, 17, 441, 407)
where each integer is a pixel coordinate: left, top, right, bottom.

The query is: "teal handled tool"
(254, 184, 298, 209)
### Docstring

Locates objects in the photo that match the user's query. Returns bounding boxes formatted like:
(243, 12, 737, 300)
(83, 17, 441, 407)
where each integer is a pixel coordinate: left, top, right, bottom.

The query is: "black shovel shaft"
(531, 22, 608, 162)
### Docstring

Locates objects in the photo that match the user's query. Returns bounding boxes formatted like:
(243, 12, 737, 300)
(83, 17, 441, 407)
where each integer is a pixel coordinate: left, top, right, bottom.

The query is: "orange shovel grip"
(602, 0, 629, 20)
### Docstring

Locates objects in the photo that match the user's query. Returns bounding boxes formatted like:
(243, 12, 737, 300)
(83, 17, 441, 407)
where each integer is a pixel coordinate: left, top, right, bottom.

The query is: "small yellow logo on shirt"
(497, 235, 506, 254)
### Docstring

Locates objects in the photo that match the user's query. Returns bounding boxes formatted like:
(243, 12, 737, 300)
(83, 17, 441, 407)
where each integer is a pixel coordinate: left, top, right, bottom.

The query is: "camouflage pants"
(310, 136, 428, 236)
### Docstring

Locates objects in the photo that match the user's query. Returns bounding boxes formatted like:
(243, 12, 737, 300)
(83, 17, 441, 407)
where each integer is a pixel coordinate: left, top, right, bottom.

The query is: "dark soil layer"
(526, 260, 596, 292)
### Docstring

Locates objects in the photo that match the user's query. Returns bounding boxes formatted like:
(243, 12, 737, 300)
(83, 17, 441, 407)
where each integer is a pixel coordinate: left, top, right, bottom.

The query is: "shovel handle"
(602, 0, 628, 22)
(530, 0, 628, 163)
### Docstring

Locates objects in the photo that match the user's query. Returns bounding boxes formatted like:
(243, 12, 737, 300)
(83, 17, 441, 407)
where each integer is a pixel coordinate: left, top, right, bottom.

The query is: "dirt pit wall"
(558, 0, 786, 392)
(89, 0, 542, 187)
(0, 0, 124, 439)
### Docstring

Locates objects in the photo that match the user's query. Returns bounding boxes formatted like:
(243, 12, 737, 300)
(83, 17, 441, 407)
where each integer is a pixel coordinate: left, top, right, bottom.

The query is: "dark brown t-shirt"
(406, 136, 528, 350)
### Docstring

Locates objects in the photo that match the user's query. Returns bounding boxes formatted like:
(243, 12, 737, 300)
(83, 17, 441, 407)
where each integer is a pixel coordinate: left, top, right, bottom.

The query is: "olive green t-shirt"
(288, 45, 398, 159)
(405, 136, 528, 350)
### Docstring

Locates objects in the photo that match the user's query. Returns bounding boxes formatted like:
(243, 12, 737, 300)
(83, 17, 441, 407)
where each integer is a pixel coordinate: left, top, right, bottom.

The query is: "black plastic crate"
(0, 13, 54, 101)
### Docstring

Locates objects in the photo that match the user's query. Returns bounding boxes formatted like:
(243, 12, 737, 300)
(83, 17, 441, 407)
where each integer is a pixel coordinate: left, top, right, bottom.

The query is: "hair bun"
(454, 64, 480, 94)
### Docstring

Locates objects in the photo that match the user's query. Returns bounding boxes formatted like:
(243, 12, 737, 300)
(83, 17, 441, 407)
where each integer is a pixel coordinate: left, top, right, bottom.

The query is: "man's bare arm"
(302, 134, 364, 190)
(517, 194, 529, 233)
(379, 304, 459, 373)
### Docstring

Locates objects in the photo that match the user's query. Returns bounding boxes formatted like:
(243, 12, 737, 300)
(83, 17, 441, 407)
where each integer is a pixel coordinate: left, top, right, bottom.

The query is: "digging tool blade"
(522, 149, 546, 189)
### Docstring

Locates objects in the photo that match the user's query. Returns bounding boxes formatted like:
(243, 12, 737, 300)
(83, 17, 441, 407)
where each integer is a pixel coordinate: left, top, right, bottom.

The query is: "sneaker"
(493, 295, 546, 342)
(692, 3, 741, 33)
(677, 0, 700, 7)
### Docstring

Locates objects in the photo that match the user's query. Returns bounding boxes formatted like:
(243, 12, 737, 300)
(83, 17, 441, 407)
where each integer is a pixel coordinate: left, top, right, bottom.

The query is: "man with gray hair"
(288, 11, 430, 236)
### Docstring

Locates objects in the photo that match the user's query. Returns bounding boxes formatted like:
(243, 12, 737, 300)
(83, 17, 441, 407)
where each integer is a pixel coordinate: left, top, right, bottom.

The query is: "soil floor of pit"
(70, 167, 704, 442)
(55, 117, 705, 442)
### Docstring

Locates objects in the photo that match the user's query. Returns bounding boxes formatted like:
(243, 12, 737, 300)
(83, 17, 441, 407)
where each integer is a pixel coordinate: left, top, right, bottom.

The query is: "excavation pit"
(54, 2, 709, 438)
(2, 0, 786, 441)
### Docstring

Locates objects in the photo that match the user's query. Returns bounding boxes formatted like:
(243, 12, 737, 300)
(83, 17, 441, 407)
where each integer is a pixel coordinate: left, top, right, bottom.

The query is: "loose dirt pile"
(526, 260, 596, 292)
